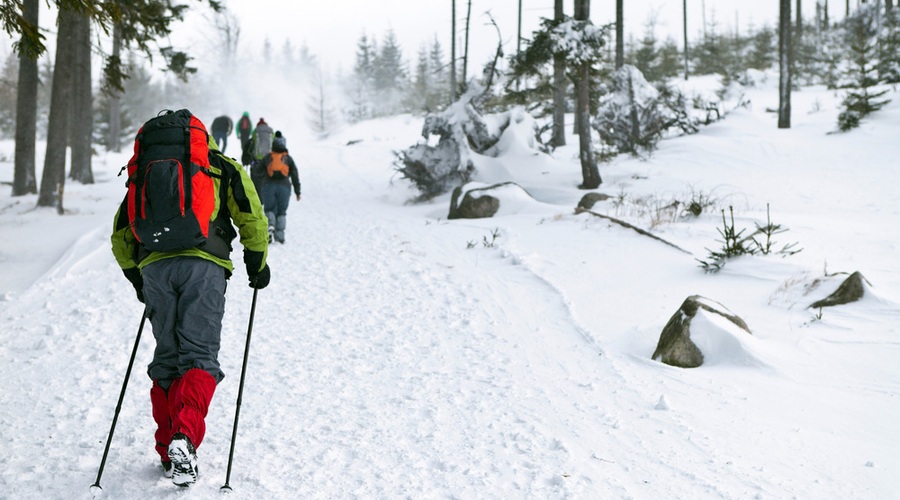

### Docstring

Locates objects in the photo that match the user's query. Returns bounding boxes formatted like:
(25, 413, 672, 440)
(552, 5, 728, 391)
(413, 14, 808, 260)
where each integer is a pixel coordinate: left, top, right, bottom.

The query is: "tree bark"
(551, 0, 566, 147)
(615, 0, 624, 69)
(574, 0, 601, 189)
(37, 7, 78, 210)
(12, 0, 39, 196)
(69, 11, 93, 184)
(778, 0, 792, 129)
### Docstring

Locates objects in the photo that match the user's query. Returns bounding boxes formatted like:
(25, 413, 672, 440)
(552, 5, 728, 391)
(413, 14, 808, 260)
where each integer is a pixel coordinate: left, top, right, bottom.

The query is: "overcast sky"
(218, 0, 849, 72)
(0, 1, 856, 78)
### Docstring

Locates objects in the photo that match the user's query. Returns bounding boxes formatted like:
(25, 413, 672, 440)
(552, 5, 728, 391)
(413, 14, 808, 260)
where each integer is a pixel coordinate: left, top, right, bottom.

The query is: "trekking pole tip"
(220, 484, 234, 494)
(89, 484, 103, 498)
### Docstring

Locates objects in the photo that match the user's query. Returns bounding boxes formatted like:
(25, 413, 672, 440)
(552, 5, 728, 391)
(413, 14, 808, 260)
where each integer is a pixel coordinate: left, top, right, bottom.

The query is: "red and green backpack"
(125, 109, 215, 252)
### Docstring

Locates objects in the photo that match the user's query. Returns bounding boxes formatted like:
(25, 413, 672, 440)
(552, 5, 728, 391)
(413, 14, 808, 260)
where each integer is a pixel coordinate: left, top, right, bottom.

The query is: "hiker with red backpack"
(235, 112, 253, 155)
(110, 109, 270, 487)
(257, 131, 301, 244)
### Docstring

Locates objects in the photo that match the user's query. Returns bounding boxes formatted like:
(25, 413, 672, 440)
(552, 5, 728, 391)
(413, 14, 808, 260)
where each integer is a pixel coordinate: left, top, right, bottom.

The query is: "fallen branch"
(575, 207, 692, 255)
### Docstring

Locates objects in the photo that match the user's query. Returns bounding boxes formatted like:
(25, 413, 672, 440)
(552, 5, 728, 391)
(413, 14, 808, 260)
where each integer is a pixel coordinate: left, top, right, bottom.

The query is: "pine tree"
(878, 7, 900, 83)
(692, 20, 730, 75)
(0, 53, 17, 137)
(632, 18, 663, 82)
(748, 26, 777, 70)
(298, 43, 317, 72)
(94, 56, 164, 146)
(838, 5, 891, 130)
(306, 65, 337, 138)
(410, 45, 430, 112)
(428, 36, 448, 110)
(656, 38, 682, 80)
(372, 29, 408, 116)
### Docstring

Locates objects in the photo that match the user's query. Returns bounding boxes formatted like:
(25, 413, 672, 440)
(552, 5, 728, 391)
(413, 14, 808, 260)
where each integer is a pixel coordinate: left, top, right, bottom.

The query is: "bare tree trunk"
(616, 0, 624, 69)
(778, 0, 793, 129)
(450, 0, 457, 100)
(552, 0, 566, 147)
(797, 0, 803, 37)
(683, 0, 690, 80)
(38, 7, 78, 210)
(462, 0, 471, 85)
(574, 0, 601, 189)
(12, 0, 39, 196)
(516, 0, 522, 91)
(69, 11, 93, 184)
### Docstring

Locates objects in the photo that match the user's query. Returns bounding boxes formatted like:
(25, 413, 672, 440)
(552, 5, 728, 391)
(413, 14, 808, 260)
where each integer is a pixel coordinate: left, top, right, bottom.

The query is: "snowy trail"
(233, 142, 619, 497)
(2, 95, 899, 498)
(0, 140, 623, 498)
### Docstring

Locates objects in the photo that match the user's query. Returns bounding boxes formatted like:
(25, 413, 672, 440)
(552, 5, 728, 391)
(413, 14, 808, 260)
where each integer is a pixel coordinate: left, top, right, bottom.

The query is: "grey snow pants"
(142, 257, 227, 386)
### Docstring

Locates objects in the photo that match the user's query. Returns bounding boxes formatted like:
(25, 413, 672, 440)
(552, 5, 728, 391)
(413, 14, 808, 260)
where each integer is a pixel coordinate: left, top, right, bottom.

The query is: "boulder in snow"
(576, 192, 611, 211)
(448, 181, 536, 220)
(809, 271, 871, 309)
(652, 295, 752, 368)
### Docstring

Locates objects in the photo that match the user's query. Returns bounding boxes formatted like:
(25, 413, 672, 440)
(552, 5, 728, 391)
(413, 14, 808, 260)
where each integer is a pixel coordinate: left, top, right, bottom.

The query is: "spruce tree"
(878, 8, 900, 83)
(838, 5, 890, 130)
(748, 26, 777, 70)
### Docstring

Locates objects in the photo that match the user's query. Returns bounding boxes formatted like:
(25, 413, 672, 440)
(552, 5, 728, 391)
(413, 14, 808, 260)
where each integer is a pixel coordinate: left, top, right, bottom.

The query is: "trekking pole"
(221, 288, 259, 493)
(90, 308, 148, 495)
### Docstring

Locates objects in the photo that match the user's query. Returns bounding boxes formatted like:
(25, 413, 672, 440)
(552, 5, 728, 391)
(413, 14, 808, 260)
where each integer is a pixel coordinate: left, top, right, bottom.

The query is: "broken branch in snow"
(575, 207, 693, 255)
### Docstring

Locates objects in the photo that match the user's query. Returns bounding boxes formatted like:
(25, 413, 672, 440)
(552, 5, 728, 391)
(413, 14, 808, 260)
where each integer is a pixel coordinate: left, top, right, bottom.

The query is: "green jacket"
(111, 136, 269, 275)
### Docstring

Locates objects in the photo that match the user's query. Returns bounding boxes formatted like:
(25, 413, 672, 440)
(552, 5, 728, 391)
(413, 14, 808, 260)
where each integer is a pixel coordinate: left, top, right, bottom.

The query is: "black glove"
(122, 267, 145, 303)
(248, 264, 270, 289)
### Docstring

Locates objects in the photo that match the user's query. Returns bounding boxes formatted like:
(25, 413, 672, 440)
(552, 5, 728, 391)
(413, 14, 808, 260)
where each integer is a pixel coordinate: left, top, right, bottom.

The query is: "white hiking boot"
(168, 433, 198, 487)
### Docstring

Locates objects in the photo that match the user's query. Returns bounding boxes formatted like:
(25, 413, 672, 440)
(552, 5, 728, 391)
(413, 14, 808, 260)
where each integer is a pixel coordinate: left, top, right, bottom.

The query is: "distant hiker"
(111, 109, 270, 487)
(211, 115, 233, 153)
(236, 111, 253, 151)
(247, 118, 274, 194)
(250, 118, 274, 163)
(257, 132, 301, 243)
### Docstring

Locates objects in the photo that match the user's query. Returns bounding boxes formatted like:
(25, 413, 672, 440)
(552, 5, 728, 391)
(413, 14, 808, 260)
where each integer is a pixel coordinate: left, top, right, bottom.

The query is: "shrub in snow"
(593, 65, 696, 157)
(698, 205, 801, 273)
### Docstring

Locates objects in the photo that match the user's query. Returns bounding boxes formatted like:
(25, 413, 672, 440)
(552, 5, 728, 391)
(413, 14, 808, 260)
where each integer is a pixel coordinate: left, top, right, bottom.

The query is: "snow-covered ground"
(1, 78, 898, 499)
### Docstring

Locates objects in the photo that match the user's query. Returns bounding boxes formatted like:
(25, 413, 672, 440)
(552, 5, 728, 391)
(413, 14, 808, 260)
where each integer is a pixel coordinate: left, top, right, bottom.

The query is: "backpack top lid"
(131, 109, 210, 176)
